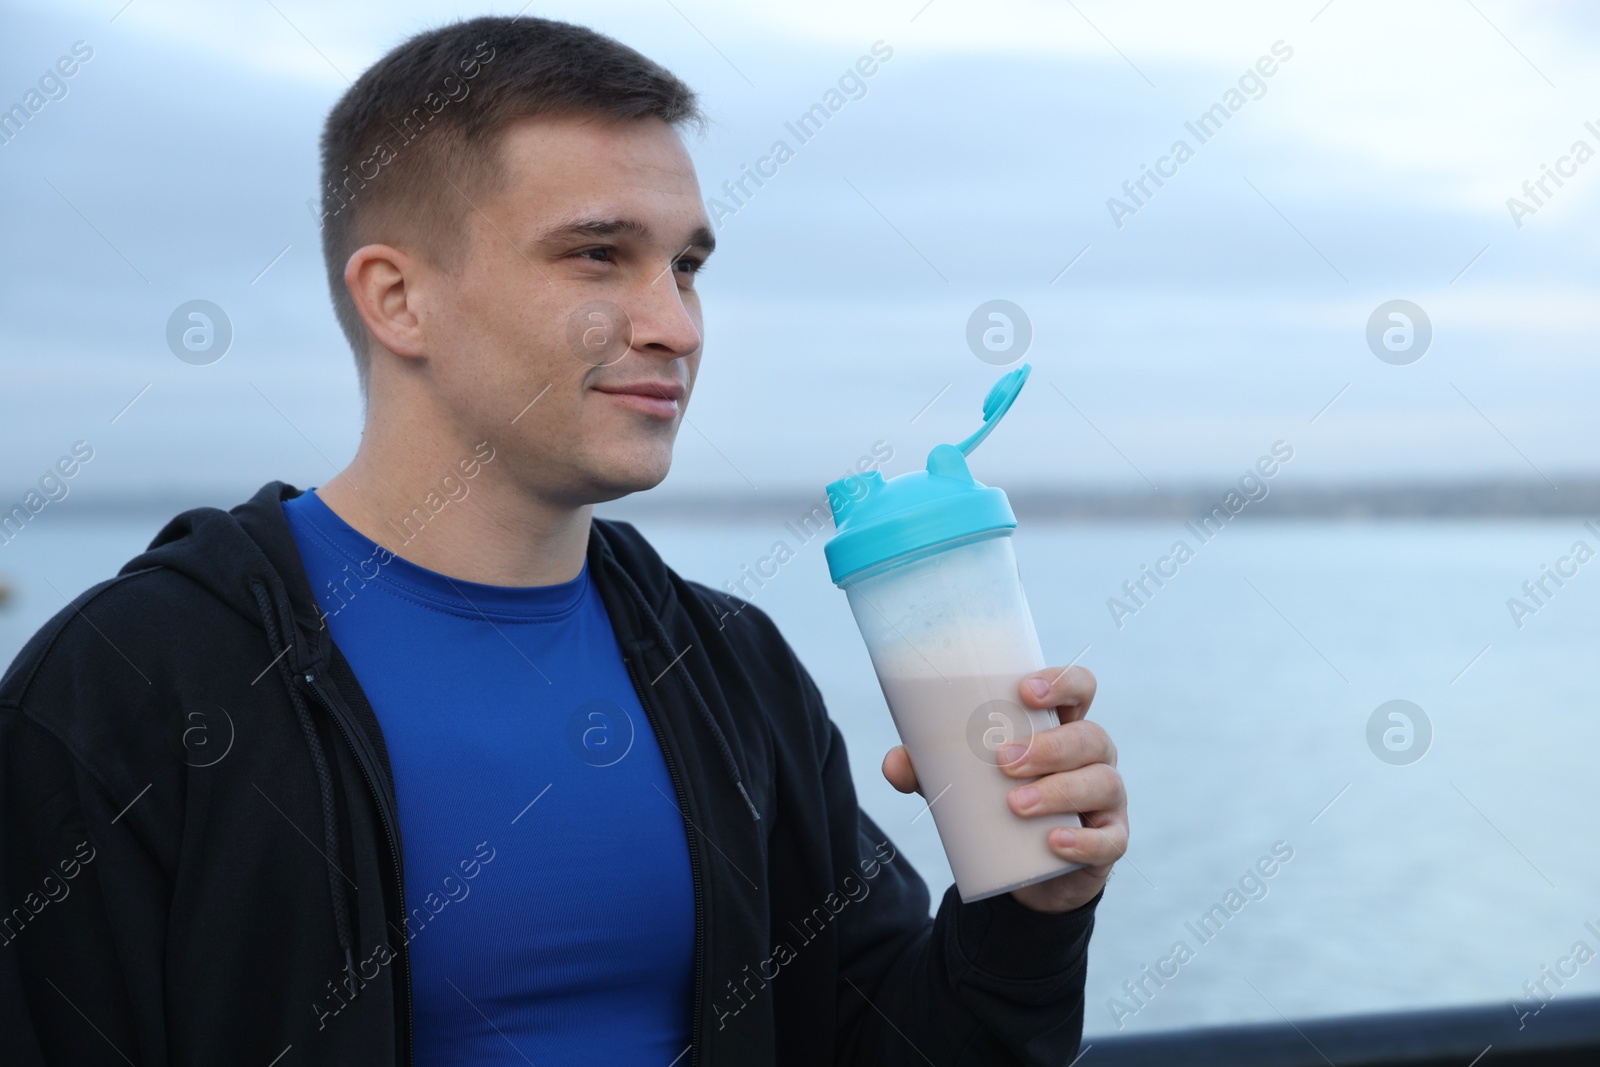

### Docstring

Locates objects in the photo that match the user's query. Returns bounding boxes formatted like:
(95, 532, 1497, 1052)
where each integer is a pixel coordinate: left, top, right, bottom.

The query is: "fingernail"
(1028, 677, 1050, 699)
(1000, 744, 1028, 767)
(1012, 786, 1040, 810)
(1052, 828, 1077, 849)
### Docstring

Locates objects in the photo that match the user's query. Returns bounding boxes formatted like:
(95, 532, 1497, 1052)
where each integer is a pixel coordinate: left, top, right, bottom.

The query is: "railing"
(1084, 994, 1600, 1066)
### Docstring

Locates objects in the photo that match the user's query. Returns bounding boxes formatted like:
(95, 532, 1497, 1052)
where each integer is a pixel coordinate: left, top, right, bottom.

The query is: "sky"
(2, 0, 1597, 506)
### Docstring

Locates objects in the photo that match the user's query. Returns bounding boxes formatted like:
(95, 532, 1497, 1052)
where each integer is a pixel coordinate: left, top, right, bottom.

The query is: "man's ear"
(345, 243, 427, 360)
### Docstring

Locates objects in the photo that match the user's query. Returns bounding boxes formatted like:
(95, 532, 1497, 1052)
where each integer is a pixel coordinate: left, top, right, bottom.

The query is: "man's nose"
(625, 268, 702, 359)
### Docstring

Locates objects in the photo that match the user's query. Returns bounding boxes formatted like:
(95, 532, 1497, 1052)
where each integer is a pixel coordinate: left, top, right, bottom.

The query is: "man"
(0, 15, 1127, 1065)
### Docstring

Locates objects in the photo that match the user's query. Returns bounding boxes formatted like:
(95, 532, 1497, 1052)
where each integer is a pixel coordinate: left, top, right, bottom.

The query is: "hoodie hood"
(123, 482, 326, 677)
(124, 481, 689, 670)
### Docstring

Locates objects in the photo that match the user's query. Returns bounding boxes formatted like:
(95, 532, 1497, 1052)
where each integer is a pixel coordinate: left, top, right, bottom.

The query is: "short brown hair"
(317, 16, 705, 391)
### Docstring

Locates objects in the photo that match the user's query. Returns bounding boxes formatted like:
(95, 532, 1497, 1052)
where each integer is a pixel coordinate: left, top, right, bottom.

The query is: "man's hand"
(880, 664, 1127, 915)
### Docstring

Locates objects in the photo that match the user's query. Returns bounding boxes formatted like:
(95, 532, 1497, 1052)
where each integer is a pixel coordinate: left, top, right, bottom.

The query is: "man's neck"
(314, 441, 592, 589)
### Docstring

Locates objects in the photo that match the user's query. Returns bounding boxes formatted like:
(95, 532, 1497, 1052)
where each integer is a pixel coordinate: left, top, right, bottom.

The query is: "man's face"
(416, 114, 711, 506)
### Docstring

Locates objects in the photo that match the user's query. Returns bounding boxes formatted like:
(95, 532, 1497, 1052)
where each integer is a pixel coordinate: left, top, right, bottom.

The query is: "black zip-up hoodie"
(0, 482, 1098, 1065)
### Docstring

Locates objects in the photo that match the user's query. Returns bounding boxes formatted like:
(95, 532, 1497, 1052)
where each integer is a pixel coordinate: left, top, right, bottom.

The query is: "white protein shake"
(874, 670, 1081, 899)
(843, 530, 1082, 901)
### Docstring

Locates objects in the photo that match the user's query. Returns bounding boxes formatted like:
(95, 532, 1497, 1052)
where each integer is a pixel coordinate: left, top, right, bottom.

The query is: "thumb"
(881, 745, 921, 796)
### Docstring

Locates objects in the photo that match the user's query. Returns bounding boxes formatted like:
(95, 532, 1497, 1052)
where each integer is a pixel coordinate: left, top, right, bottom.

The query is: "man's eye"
(675, 258, 706, 276)
(577, 247, 614, 264)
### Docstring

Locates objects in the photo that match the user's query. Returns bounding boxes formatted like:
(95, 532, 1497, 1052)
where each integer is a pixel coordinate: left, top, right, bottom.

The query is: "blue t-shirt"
(283, 489, 695, 1065)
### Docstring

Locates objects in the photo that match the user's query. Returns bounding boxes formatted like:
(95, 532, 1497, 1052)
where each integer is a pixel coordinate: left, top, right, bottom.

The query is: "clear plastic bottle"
(824, 364, 1082, 902)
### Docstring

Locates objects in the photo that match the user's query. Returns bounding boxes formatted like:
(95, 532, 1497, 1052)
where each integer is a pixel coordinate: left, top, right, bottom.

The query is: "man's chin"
(580, 459, 672, 505)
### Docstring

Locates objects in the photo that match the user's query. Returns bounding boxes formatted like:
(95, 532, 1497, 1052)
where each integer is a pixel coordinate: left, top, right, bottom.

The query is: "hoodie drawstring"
(250, 578, 358, 979)
(611, 563, 762, 823)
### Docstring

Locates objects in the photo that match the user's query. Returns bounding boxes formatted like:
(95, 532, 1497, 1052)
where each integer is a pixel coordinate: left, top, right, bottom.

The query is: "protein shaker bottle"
(823, 362, 1081, 902)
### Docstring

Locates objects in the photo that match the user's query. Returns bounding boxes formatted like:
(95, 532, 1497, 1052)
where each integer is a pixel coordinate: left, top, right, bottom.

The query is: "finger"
(1045, 807, 1129, 868)
(1007, 762, 1125, 820)
(881, 745, 920, 795)
(999, 718, 1116, 778)
(1020, 664, 1096, 722)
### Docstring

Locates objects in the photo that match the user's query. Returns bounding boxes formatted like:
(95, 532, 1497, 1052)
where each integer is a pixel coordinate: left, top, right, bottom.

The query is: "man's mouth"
(592, 380, 683, 419)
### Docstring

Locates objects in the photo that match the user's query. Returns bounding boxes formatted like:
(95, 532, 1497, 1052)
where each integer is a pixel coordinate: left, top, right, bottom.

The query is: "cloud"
(1, 0, 1596, 500)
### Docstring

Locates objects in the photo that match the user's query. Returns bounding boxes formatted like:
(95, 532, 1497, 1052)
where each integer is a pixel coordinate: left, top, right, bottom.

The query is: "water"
(4, 508, 1597, 1036)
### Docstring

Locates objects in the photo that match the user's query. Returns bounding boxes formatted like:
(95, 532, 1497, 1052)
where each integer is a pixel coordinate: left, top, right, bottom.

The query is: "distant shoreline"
(610, 481, 1600, 521)
(33, 480, 1600, 522)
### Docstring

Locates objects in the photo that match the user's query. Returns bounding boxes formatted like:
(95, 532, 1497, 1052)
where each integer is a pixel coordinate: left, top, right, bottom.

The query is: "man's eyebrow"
(537, 216, 716, 256)
(682, 225, 716, 257)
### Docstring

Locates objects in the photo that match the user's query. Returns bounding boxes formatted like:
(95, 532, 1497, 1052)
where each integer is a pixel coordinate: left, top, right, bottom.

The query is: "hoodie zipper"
(302, 671, 415, 1067)
(623, 653, 706, 1067)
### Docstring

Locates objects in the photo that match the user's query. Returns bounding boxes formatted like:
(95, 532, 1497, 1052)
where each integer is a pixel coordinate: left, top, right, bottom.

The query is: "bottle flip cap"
(824, 362, 1032, 586)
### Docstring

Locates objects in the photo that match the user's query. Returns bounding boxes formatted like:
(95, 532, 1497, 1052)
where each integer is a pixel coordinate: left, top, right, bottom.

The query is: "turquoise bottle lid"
(824, 363, 1031, 586)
